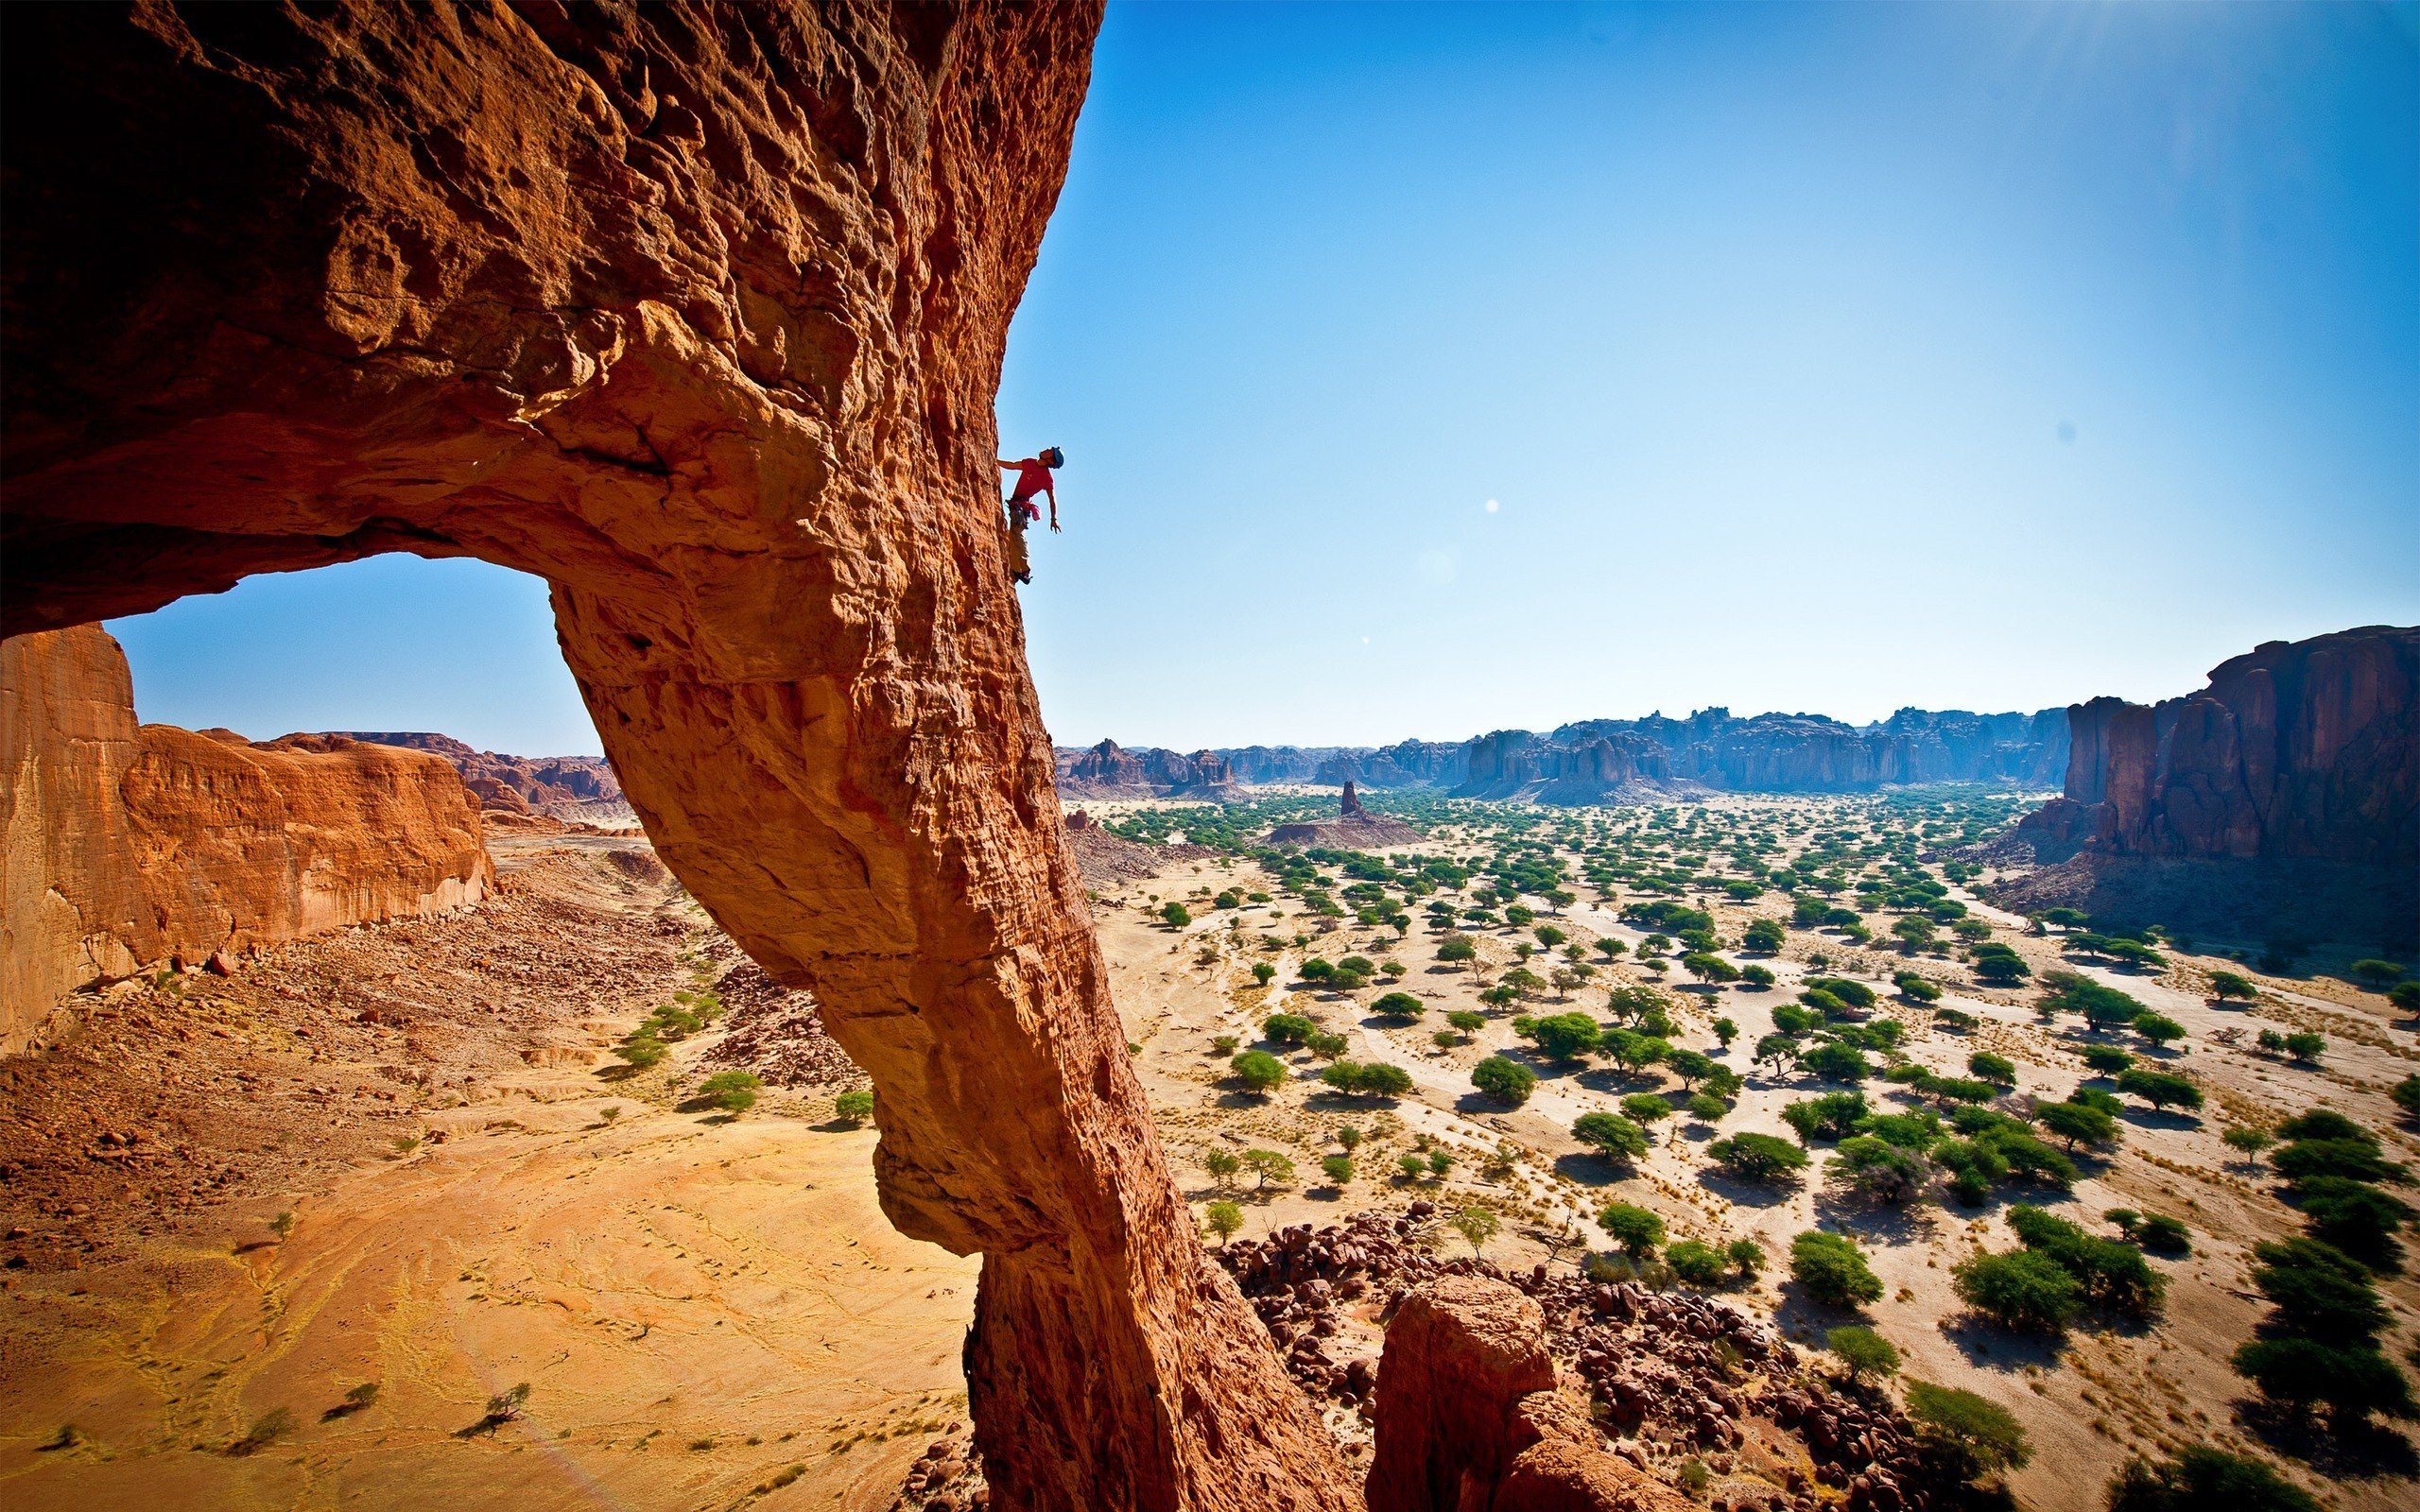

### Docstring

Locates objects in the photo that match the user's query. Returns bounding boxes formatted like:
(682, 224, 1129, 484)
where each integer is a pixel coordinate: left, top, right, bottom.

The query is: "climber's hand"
(1049, 519, 1062, 534)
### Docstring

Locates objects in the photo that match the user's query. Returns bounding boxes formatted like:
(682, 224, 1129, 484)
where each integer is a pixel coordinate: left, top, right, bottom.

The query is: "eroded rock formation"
(2, 626, 492, 1049)
(338, 731, 631, 823)
(1366, 1277, 1692, 1512)
(1056, 738, 1240, 799)
(1, 5, 1351, 1506)
(1263, 781, 1424, 849)
(2017, 626, 2418, 865)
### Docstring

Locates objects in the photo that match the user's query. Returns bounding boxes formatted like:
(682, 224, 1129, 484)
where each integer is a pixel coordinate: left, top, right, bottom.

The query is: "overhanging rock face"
(1, 5, 1354, 1506)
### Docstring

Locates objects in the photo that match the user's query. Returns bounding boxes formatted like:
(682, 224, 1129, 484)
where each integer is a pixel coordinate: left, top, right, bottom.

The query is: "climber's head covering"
(1043, 446, 1064, 468)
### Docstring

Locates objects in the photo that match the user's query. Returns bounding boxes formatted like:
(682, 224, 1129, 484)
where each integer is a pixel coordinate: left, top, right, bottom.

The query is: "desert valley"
(5, 620, 2415, 1512)
(3, 6, 2413, 1512)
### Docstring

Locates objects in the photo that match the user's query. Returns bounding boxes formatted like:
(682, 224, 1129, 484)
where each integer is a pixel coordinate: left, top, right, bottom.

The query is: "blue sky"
(114, 1, 2419, 755)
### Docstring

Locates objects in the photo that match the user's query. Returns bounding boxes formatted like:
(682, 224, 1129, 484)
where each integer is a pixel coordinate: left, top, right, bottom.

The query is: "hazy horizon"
(108, 2, 2420, 757)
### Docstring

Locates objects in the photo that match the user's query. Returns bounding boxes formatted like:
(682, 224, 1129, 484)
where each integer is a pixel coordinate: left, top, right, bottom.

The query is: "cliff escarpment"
(1988, 626, 2418, 948)
(1, 626, 492, 1050)
(2020, 626, 2418, 866)
(1, 5, 1355, 1506)
(1056, 737, 1239, 799)
(1078, 709, 2061, 803)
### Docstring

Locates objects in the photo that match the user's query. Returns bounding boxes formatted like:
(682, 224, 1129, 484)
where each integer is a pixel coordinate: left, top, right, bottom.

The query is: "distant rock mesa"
(1, 626, 493, 1050)
(337, 731, 632, 824)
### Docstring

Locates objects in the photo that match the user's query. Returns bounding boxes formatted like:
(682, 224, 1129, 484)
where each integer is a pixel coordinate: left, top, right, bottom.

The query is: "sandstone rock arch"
(2, 5, 1353, 1507)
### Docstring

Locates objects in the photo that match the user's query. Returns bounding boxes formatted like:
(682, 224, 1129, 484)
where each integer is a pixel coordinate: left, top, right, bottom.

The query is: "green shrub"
(2136, 1213, 2191, 1255)
(2105, 1448, 2318, 1512)
(1799, 1043, 1874, 1083)
(1372, 991, 1424, 1019)
(1953, 1247, 2081, 1332)
(1598, 1202, 1665, 1258)
(1831, 1135, 1930, 1204)
(1203, 1200, 1244, 1245)
(2232, 1337, 2415, 1423)
(1231, 1050, 1287, 1094)
(1572, 1112, 1649, 1161)
(1522, 1011, 1600, 1060)
(1790, 1229, 1882, 1306)
(1713, 1137, 1809, 1185)
(1262, 1013, 1317, 1045)
(1470, 1056, 1536, 1107)
(832, 1090, 874, 1125)
(1826, 1325, 1900, 1383)
(2116, 1067, 2202, 1110)
(1161, 902, 1191, 928)
(697, 1070, 761, 1114)
(1320, 1060, 1412, 1098)
(1904, 1380, 2031, 1482)
(1667, 1239, 1730, 1286)
(1781, 1091, 1869, 1143)
(1321, 1154, 1354, 1186)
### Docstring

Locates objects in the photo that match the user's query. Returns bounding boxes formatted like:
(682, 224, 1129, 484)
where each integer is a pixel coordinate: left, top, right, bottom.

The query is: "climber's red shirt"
(1010, 459, 1054, 499)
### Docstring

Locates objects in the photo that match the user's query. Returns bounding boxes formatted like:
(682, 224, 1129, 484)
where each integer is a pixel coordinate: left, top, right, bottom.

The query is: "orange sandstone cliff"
(1, 6, 1357, 1506)
(1, 626, 492, 1051)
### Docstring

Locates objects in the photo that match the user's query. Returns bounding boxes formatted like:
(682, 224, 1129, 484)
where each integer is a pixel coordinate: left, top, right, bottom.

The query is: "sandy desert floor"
(0, 839, 974, 1512)
(4, 792, 2414, 1512)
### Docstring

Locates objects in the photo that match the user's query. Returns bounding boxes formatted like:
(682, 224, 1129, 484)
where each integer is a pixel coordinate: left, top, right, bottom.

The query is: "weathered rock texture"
(1263, 781, 1423, 850)
(0, 5, 1351, 1507)
(1056, 738, 1239, 799)
(1366, 1276, 1691, 1512)
(2, 626, 491, 1050)
(2017, 626, 2418, 866)
(338, 731, 631, 823)
(1984, 627, 2419, 949)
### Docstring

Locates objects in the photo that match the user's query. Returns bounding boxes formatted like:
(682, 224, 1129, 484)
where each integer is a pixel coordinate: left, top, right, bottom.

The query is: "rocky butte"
(1991, 625, 2417, 947)
(1, 626, 492, 1052)
(1262, 782, 1425, 850)
(0, 4, 1356, 1505)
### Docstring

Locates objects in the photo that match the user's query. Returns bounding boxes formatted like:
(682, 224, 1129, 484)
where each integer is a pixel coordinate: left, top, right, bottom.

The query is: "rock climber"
(996, 447, 1063, 585)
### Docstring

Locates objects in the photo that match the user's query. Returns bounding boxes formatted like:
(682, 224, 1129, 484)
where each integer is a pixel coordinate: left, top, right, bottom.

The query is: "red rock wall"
(0, 7, 1354, 1506)
(1, 627, 493, 1050)
(2042, 627, 2417, 865)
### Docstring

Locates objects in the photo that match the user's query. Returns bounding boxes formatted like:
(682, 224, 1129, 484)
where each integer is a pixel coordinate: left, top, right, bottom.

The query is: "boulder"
(1368, 1275, 1693, 1512)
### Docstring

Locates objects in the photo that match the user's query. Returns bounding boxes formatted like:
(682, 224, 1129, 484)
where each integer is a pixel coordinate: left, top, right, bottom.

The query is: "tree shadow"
(1939, 1315, 2066, 1374)
(1771, 1287, 1869, 1343)
(1811, 1190, 1938, 1246)
(1693, 1166, 1798, 1210)
(2236, 1398, 2420, 1481)
(1554, 1152, 1634, 1188)
(2118, 1108, 2204, 1133)
(1457, 1091, 1524, 1118)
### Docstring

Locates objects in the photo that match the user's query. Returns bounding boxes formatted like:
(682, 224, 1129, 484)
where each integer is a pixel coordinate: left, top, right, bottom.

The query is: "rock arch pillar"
(1, 4, 1355, 1507)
